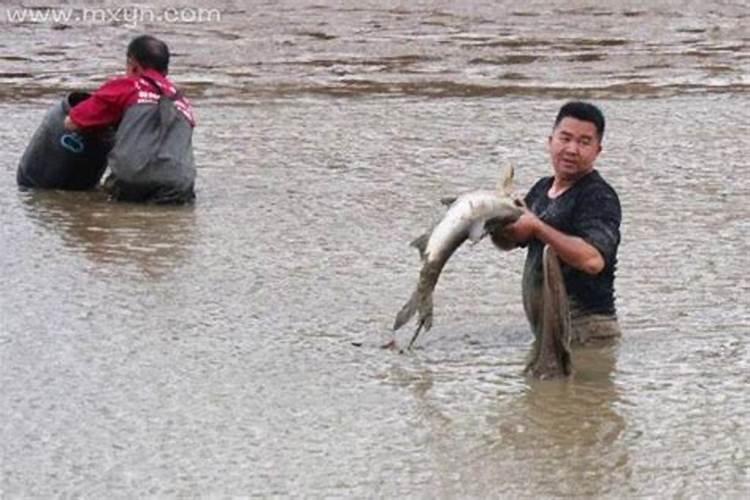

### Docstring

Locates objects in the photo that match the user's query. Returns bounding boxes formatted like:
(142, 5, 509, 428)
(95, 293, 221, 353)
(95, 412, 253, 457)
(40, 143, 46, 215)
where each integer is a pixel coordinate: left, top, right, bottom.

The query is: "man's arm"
(501, 210, 605, 275)
(65, 77, 132, 132)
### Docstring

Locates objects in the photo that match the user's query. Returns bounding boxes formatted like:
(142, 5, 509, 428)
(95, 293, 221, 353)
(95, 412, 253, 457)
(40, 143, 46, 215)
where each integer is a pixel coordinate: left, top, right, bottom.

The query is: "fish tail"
(406, 291, 433, 349)
(392, 286, 434, 333)
(418, 292, 433, 332)
(393, 288, 420, 331)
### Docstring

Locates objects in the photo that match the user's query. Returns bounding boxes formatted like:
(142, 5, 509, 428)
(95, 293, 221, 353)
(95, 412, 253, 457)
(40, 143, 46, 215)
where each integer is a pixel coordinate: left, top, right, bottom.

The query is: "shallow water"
(1, 1, 749, 497)
(2, 0, 749, 101)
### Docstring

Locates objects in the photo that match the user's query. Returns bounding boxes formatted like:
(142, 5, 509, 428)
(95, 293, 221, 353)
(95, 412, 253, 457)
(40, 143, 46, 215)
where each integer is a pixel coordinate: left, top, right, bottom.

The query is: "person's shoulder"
(529, 175, 553, 193)
(523, 175, 553, 205)
(579, 170, 619, 199)
(146, 72, 196, 126)
(95, 75, 140, 96)
(576, 171, 621, 219)
(140, 70, 184, 97)
(99, 74, 138, 87)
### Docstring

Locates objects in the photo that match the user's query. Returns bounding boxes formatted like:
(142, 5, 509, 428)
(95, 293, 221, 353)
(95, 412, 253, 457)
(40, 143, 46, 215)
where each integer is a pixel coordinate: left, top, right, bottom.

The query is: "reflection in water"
(491, 343, 630, 497)
(18, 189, 196, 279)
(380, 342, 629, 497)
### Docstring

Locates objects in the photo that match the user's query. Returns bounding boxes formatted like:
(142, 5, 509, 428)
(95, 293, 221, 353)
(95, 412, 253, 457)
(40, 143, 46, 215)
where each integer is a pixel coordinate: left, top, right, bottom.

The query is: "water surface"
(1, 1, 748, 497)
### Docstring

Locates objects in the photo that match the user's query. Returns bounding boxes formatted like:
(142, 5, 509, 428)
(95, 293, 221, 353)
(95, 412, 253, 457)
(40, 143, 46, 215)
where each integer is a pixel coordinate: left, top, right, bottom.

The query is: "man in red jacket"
(65, 35, 196, 204)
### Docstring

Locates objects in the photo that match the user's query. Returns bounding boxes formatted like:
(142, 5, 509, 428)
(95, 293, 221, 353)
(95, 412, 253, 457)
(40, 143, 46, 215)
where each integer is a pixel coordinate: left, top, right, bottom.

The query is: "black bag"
(105, 76, 196, 204)
(17, 92, 113, 190)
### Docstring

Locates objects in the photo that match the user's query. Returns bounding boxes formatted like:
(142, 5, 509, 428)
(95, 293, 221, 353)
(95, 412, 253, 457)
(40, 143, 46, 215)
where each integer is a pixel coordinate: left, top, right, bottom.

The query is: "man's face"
(548, 117, 602, 181)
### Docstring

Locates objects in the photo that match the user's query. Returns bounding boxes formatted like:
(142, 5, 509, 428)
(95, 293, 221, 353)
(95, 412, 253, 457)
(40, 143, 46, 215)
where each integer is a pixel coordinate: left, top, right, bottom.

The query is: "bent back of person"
(64, 35, 198, 204)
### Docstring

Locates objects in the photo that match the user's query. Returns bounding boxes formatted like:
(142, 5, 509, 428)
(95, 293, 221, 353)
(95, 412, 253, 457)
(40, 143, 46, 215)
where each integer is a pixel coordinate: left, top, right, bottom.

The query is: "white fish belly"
(424, 190, 516, 260)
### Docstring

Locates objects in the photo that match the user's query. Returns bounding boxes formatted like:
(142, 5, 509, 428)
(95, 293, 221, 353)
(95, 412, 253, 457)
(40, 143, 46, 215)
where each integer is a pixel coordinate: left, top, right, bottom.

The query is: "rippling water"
(2, 0, 749, 100)
(1, 1, 749, 497)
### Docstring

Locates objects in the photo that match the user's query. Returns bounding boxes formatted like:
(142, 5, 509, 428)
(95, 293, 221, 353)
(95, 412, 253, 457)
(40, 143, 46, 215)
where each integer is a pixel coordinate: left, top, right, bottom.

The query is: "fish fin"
(468, 221, 487, 244)
(393, 288, 419, 331)
(410, 232, 430, 260)
(496, 165, 515, 196)
(440, 196, 457, 207)
(407, 321, 425, 350)
(407, 292, 433, 349)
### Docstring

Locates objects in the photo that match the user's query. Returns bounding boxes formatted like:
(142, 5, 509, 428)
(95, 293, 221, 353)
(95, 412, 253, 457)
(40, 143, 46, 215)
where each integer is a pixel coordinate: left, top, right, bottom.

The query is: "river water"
(1, 1, 749, 497)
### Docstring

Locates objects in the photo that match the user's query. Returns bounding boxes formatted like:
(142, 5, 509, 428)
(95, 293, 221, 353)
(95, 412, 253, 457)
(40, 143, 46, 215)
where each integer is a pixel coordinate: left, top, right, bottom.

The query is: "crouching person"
(64, 35, 196, 204)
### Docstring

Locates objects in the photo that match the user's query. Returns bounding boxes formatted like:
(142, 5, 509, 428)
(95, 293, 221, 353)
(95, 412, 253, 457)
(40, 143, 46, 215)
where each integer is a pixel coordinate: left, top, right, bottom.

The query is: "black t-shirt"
(524, 170, 621, 316)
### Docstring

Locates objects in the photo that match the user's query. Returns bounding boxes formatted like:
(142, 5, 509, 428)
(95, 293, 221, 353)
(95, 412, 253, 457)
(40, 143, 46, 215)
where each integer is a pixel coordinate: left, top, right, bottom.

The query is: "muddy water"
(1, 1, 749, 497)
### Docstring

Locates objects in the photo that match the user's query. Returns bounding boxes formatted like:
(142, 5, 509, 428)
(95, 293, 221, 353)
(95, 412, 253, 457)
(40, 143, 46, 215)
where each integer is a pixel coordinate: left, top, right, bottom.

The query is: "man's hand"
(491, 208, 605, 275)
(502, 210, 540, 244)
(485, 208, 536, 250)
(518, 211, 605, 275)
(63, 116, 79, 132)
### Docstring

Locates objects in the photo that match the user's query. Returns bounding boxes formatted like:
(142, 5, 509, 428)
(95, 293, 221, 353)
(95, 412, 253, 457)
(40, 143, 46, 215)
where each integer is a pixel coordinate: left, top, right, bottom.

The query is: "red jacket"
(69, 69, 195, 130)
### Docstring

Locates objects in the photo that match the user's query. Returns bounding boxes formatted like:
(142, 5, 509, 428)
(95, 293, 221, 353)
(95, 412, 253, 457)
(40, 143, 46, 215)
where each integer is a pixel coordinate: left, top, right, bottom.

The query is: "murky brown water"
(1, 1, 749, 497)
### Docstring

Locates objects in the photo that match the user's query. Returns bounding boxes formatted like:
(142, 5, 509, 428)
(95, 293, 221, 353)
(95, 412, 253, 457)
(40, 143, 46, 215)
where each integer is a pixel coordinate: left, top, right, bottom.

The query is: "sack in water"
(17, 92, 114, 190)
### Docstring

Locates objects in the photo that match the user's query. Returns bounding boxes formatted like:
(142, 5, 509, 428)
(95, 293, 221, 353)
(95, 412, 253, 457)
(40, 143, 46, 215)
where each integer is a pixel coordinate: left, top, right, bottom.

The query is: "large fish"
(393, 166, 524, 348)
(522, 245, 573, 378)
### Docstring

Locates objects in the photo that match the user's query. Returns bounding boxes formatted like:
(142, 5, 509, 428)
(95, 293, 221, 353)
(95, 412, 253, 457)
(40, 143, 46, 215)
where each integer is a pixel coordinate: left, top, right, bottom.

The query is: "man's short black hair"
(127, 35, 170, 75)
(554, 101, 606, 141)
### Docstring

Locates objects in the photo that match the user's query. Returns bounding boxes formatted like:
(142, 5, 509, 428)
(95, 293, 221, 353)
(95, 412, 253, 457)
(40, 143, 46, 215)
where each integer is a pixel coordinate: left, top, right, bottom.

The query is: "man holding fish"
(393, 101, 621, 378)
(495, 101, 621, 340)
